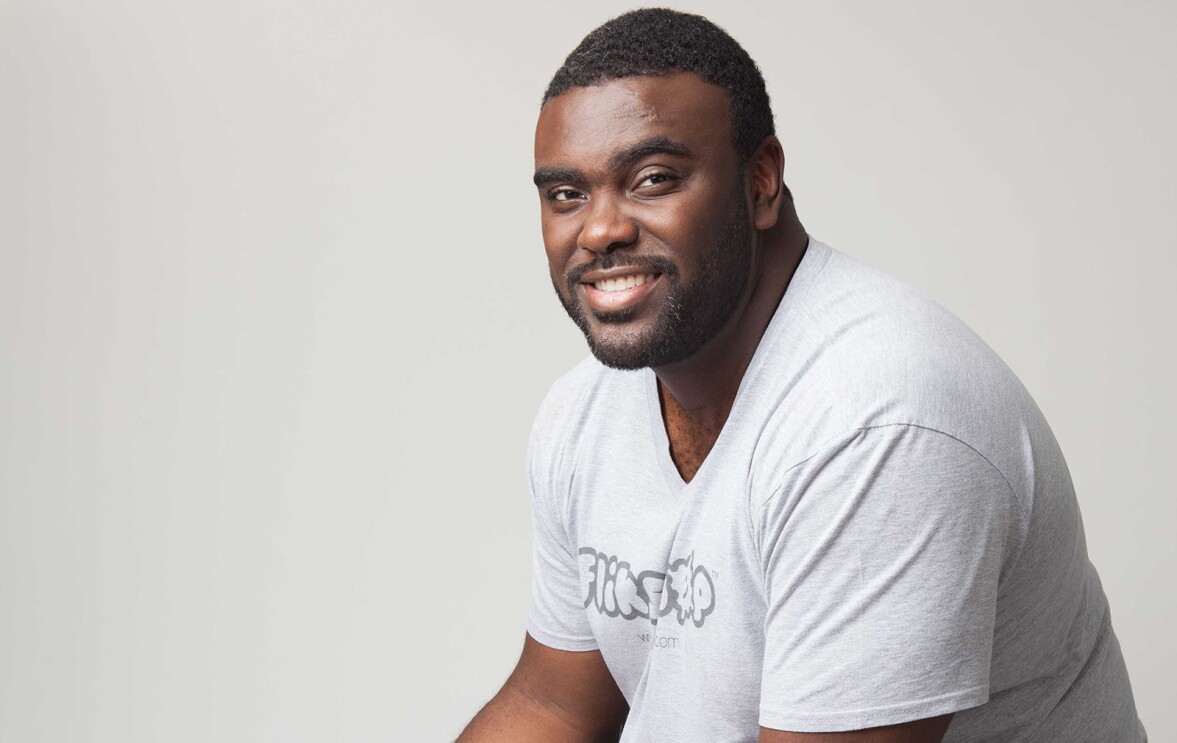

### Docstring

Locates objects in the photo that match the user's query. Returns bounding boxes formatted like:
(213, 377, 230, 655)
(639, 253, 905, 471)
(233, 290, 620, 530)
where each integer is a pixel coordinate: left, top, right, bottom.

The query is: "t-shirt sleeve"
(756, 424, 1017, 732)
(524, 398, 598, 652)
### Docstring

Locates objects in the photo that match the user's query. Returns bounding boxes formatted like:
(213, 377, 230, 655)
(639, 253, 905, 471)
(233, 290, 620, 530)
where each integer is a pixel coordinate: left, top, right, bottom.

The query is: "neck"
(652, 207, 808, 420)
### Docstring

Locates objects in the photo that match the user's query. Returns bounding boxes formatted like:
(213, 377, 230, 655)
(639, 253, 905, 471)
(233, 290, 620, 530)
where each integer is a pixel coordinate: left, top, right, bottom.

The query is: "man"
(460, 8, 1145, 742)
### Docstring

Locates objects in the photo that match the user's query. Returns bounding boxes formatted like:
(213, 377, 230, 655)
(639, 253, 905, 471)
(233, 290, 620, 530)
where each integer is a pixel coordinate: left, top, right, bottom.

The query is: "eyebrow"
(608, 136, 693, 171)
(532, 136, 694, 188)
(532, 166, 584, 189)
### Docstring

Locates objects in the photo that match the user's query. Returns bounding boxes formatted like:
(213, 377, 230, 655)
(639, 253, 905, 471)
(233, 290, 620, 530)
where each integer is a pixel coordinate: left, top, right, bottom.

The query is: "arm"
(457, 633, 629, 743)
(760, 714, 953, 743)
(756, 427, 1013, 733)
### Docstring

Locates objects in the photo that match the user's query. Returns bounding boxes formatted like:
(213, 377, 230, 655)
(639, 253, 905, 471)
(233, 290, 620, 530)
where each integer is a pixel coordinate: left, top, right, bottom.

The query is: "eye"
(547, 187, 584, 202)
(635, 172, 676, 190)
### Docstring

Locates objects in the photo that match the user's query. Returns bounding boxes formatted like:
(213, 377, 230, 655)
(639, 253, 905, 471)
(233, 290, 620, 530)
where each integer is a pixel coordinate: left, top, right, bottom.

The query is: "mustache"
(566, 254, 679, 293)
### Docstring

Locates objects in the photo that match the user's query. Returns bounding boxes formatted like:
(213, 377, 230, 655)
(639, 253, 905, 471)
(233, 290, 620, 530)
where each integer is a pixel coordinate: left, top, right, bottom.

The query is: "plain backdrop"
(1, 1, 1173, 740)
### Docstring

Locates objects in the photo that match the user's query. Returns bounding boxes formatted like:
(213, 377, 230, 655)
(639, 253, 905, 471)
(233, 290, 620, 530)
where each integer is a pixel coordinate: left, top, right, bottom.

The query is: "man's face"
(533, 72, 755, 370)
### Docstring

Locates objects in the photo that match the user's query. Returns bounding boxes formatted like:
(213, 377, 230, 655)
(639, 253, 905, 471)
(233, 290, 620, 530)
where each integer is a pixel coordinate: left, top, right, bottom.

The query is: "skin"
(457, 636, 628, 742)
(458, 73, 952, 742)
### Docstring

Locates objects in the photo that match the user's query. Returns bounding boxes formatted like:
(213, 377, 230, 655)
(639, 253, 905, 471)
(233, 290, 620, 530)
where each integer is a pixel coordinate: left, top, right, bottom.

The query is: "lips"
(580, 271, 662, 314)
(591, 273, 657, 292)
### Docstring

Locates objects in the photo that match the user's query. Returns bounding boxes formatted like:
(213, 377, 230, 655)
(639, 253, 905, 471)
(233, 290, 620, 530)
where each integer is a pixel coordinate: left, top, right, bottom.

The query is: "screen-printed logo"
(579, 548, 715, 628)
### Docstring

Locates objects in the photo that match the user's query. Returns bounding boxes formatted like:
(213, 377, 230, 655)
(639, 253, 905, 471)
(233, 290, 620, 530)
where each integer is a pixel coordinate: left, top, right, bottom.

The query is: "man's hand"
(457, 633, 629, 742)
(760, 714, 953, 743)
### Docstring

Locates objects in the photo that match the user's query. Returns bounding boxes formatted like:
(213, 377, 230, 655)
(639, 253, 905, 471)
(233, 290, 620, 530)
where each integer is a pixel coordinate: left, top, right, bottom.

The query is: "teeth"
(594, 273, 655, 292)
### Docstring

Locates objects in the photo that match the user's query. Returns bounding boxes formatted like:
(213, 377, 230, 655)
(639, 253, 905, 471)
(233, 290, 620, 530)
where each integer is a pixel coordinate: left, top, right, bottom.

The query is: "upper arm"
(505, 633, 629, 738)
(757, 425, 1014, 730)
(512, 633, 628, 723)
(491, 383, 627, 737)
(759, 713, 953, 742)
(457, 634, 627, 742)
(526, 385, 600, 652)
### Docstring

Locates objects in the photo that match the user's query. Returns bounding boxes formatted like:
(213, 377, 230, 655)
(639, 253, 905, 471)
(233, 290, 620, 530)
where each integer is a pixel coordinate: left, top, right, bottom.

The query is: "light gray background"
(1, 1, 1172, 740)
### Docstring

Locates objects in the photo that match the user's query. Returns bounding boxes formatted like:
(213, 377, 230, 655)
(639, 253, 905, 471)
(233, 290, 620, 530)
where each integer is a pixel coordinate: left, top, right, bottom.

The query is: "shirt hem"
(759, 685, 988, 732)
(526, 622, 599, 652)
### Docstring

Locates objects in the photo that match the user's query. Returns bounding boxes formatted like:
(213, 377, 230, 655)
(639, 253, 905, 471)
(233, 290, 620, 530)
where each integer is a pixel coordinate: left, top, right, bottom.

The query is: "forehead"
(534, 72, 734, 171)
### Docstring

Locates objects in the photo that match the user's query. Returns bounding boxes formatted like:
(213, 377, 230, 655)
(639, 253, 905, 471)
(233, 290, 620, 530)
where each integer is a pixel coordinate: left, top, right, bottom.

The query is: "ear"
(747, 135, 786, 231)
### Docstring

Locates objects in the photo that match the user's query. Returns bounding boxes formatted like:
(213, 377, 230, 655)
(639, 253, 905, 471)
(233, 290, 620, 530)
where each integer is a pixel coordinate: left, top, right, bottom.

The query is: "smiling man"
(458, 9, 1144, 743)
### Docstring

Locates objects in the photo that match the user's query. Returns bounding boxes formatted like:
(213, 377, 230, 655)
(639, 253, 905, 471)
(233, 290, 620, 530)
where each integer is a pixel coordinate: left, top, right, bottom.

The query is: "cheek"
(546, 261, 565, 293)
(636, 196, 719, 262)
(541, 217, 579, 270)
(543, 244, 570, 287)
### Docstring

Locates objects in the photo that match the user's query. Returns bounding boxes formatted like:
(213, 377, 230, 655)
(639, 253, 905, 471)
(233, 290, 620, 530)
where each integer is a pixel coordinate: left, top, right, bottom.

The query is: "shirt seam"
(754, 422, 1027, 588)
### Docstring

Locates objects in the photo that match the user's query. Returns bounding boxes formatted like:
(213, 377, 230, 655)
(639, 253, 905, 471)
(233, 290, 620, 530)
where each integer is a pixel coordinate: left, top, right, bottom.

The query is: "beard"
(553, 193, 754, 370)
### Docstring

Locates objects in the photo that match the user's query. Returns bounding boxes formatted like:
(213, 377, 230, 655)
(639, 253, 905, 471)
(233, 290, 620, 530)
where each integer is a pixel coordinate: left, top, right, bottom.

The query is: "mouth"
(579, 271, 662, 314)
(589, 272, 657, 292)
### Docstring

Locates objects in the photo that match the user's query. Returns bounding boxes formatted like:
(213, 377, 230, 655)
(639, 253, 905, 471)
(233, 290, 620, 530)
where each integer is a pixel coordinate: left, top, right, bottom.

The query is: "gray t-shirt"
(526, 238, 1145, 741)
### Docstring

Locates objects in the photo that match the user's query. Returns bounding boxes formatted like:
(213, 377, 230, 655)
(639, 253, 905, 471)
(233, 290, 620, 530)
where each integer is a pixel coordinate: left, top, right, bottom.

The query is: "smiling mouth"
(579, 272, 663, 316)
(591, 273, 658, 292)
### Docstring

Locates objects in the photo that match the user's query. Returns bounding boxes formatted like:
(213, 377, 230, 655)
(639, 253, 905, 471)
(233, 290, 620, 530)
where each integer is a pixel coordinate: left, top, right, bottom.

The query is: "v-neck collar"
(644, 236, 829, 497)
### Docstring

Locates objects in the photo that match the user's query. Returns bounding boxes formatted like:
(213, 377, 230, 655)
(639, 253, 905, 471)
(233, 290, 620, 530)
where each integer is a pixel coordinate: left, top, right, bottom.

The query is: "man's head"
(543, 8, 776, 171)
(534, 9, 787, 370)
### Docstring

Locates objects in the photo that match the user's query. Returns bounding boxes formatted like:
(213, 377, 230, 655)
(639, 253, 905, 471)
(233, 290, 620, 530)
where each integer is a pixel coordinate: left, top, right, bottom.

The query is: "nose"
(577, 194, 639, 255)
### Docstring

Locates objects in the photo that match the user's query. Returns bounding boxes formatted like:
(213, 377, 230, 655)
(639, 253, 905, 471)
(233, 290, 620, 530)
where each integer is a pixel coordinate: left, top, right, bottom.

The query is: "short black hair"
(542, 8, 775, 166)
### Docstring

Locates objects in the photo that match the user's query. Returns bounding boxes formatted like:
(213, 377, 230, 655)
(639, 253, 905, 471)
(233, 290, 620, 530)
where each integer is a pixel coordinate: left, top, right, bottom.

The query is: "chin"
(584, 325, 699, 371)
(588, 348, 654, 371)
(585, 332, 656, 371)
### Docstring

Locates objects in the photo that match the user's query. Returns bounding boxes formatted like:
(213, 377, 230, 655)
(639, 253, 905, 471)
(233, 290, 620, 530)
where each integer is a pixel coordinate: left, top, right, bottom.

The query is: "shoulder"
(746, 241, 1051, 519)
(527, 355, 642, 482)
(780, 243, 1040, 440)
(810, 246, 1006, 381)
(529, 355, 614, 445)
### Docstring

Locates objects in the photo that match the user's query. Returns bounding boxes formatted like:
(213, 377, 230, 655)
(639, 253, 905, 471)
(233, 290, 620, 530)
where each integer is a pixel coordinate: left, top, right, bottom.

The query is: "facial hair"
(553, 192, 754, 370)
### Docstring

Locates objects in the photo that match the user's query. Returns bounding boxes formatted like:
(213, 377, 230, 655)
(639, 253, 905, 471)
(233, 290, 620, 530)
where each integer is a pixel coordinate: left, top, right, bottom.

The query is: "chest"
(562, 431, 768, 710)
(660, 404, 725, 483)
